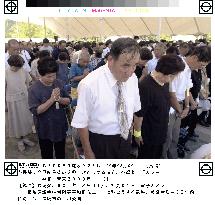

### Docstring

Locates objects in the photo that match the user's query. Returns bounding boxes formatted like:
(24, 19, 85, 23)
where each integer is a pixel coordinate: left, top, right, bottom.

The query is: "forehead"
(45, 73, 56, 77)
(60, 43, 66, 46)
(117, 52, 140, 64)
(10, 42, 19, 48)
(80, 56, 90, 61)
(154, 46, 164, 51)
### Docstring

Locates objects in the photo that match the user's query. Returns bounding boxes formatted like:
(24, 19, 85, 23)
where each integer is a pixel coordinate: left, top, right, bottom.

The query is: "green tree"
(5, 19, 57, 39)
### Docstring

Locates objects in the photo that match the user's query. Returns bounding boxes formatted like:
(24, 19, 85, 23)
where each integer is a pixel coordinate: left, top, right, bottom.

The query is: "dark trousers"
(138, 143, 163, 159)
(39, 138, 66, 159)
(181, 108, 198, 136)
(89, 131, 131, 159)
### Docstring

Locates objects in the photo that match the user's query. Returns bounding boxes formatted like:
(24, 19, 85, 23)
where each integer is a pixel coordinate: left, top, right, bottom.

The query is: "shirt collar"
(104, 64, 126, 88)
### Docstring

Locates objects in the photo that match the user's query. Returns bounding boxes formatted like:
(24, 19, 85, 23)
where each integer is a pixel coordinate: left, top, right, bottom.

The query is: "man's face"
(162, 73, 179, 84)
(79, 57, 90, 68)
(154, 47, 165, 59)
(8, 42, 20, 55)
(189, 55, 208, 70)
(108, 52, 140, 82)
(59, 43, 66, 50)
(44, 43, 49, 47)
(41, 73, 56, 86)
(179, 47, 189, 57)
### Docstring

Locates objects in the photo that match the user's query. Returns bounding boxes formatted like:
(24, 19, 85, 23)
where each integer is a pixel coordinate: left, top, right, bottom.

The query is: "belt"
(178, 101, 184, 104)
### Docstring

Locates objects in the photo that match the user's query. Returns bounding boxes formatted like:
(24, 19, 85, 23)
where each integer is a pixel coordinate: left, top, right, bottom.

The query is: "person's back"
(57, 52, 70, 85)
(57, 63, 69, 84)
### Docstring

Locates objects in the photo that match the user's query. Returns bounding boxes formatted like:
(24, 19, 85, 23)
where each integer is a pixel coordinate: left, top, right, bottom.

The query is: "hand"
(53, 88, 61, 100)
(190, 101, 198, 110)
(179, 108, 189, 119)
(84, 150, 95, 159)
(83, 69, 90, 76)
(134, 137, 143, 147)
(50, 88, 60, 102)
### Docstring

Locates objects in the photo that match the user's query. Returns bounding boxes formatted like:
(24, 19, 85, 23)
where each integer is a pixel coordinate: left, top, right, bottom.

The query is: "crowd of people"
(5, 37, 211, 159)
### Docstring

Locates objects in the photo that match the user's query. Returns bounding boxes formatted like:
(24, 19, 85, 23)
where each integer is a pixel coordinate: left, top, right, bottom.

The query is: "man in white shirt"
(102, 39, 112, 58)
(19, 41, 32, 63)
(146, 42, 167, 73)
(71, 38, 141, 159)
(163, 46, 211, 159)
(5, 39, 31, 74)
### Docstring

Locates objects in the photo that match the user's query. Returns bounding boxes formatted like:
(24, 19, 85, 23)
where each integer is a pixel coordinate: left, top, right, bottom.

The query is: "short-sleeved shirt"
(135, 75, 170, 145)
(28, 79, 70, 142)
(169, 59, 193, 101)
(71, 64, 141, 135)
(69, 63, 93, 88)
(146, 58, 158, 73)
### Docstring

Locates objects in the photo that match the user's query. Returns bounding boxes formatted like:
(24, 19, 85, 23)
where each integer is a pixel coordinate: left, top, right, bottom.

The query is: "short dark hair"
(43, 38, 49, 44)
(110, 37, 140, 60)
(59, 40, 66, 45)
(189, 46, 211, 62)
(37, 57, 59, 76)
(139, 47, 153, 61)
(58, 52, 69, 61)
(38, 50, 50, 59)
(155, 54, 185, 75)
(7, 55, 24, 68)
(7, 39, 19, 48)
(105, 39, 112, 47)
(95, 48, 103, 58)
(179, 42, 189, 49)
(166, 46, 179, 55)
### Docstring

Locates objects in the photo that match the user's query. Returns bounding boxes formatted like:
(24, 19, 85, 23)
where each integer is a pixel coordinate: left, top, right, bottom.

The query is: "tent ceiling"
(8, 17, 211, 38)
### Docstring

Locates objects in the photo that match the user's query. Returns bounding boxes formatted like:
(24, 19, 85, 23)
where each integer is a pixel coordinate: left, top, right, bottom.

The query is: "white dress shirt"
(21, 50, 31, 62)
(169, 58, 193, 102)
(146, 57, 158, 73)
(71, 64, 141, 135)
(5, 52, 31, 73)
(102, 47, 110, 58)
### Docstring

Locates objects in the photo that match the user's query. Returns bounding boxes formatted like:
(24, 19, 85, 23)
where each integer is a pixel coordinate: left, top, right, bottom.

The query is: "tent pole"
(157, 17, 162, 41)
(44, 17, 47, 38)
(16, 20, 20, 40)
(28, 17, 31, 40)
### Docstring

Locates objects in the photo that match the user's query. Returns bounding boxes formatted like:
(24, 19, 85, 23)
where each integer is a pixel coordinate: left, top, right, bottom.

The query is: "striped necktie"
(116, 81, 129, 140)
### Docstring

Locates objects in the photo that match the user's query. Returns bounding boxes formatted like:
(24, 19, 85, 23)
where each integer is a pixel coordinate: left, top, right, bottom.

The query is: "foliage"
(5, 19, 57, 39)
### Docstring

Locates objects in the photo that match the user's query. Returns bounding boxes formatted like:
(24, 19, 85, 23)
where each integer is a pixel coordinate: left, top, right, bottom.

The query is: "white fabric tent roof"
(9, 17, 211, 38)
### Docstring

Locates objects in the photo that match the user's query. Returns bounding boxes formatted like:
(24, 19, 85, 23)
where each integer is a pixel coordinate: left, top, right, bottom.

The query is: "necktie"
(117, 81, 129, 140)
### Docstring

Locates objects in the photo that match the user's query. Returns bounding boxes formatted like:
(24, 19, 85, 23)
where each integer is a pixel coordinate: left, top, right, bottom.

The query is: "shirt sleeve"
(169, 76, 178, 93)
(133, 76, 141, 113)
(186, 69, 193, 90)
(69, 65, 77, 79)
(28, 86, 41, 116)
(71, 82, 94, 128)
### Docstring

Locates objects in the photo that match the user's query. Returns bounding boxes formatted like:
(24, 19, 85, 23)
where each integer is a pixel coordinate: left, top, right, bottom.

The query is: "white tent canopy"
(8, 17, 211, 39)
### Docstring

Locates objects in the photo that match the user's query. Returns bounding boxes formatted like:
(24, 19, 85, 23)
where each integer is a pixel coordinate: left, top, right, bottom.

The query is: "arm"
(133, 114, 143, 132)
(169, 92, 182, 114)
(78, 127, 95, 159)
(37, 97, 55, 115)
(133, 114, 143, 146)
(72, 75, 86, 82)
(189, 92, 198, 110)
